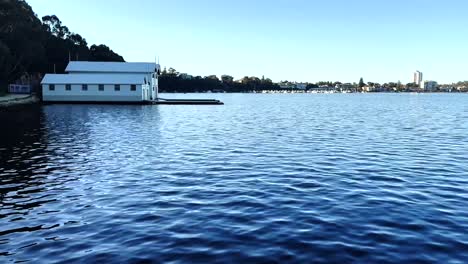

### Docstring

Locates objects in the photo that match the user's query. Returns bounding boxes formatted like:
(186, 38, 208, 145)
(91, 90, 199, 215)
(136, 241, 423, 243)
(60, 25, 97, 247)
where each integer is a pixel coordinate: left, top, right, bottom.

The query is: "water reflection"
(1, 104, 163, 260)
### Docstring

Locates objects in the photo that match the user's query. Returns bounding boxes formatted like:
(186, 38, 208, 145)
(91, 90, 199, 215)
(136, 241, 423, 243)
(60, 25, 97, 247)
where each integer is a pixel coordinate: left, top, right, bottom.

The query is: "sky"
(27, 0, 468, 84)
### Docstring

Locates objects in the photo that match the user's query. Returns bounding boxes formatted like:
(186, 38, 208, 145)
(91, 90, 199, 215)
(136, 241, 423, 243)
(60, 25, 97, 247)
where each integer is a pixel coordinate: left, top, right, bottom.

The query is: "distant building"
(9, 72, 43, 94)
(439, 85, 453, 92)
(8, 84, 32, 94)
(457, 86, 468, 92)
(340, 83, 353, 90)
(414, 71, 423, 86)
(295, 83, 307, 90)
(424, 81, 438, 92)
(362, 85, 378, 92)
(279, 81, 295, 89)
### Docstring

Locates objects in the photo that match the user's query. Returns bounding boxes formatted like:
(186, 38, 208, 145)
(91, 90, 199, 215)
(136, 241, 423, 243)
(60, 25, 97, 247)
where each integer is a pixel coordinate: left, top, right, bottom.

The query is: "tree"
(68, 33, 87, 47)
(359, 77, 365, 88)
(0, 0, 47, 88)
(167, 67, 178, 76)
(42, 15, 70, 39)
(0, 41, 15, 93)
(89, 44, 124, 62)
(221, 75, 233, 83)
(206, 75, 219, 81)
(0, 0, 125, 94)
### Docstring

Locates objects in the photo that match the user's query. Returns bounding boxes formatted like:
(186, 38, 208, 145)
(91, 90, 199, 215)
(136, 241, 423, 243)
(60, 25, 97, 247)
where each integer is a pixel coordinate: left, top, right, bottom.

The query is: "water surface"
(1, 94, 468, 263)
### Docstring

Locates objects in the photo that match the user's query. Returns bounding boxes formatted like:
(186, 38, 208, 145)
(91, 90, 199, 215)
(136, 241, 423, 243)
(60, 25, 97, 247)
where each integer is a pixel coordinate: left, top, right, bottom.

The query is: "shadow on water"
(0, 105, 58, 257)
(0, 105, 49, 211)
(0, 104, 163, 261)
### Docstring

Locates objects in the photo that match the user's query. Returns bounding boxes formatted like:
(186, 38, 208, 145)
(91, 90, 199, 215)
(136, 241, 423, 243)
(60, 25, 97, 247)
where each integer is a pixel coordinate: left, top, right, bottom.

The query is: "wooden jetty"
(153, 98, 223, 105)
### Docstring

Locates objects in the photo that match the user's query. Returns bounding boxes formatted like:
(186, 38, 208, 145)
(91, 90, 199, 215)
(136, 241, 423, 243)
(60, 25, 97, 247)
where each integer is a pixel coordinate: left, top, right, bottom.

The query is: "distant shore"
(160, 90, 467, 94)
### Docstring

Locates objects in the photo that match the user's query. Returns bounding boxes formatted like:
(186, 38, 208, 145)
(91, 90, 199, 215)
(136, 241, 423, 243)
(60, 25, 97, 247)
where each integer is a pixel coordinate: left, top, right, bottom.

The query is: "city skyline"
(27, 0, 468, 84)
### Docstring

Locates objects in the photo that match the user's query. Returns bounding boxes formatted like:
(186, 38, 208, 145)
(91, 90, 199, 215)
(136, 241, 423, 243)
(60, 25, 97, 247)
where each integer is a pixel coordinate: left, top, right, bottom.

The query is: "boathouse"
(41, 61, 160, 103)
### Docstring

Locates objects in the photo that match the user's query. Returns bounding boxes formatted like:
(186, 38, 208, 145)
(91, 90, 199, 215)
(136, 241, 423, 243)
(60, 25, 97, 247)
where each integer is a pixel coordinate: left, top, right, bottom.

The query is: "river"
(1, 93, 467, 263)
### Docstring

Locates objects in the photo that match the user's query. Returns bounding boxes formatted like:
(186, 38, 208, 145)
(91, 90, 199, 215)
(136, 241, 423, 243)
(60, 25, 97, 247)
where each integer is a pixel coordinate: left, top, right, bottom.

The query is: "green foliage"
(42, 15, 70, 38)
(89, 44, 124, 62)
(167, 68, 178, 76)
(0, 0, 47, 82)
(406, 83, 419, 89)
(358, 77, 365, 88)
(159, 69, 279, 93)
(0, 0, 124, 85)
(317, 81, 333, 86)
(221, 75, 234, 83)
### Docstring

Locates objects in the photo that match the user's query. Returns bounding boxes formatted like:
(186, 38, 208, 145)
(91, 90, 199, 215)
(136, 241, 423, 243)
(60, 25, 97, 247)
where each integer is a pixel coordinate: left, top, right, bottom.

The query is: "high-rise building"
(414, 71, 423, 85)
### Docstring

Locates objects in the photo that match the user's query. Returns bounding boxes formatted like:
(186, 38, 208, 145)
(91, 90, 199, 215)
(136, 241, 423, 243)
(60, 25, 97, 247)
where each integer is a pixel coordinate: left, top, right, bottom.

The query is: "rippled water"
(1, 93, 468, 263)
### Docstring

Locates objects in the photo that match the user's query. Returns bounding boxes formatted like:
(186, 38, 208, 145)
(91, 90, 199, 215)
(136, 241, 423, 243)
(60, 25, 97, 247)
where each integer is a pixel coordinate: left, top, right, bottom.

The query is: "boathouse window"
(131, 84, 136, 91)
(49, 84, 55, 91)
(82, 84, 88, 91)
(66, 84, 71, 91)
(115, 84, 120, 91)
(99, 84, 104, 91)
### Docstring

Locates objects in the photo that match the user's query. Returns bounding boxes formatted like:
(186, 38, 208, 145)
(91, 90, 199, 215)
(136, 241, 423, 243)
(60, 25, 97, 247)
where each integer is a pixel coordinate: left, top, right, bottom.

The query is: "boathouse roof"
(41, 74, 146, 85)
(65, 61, 159, 73)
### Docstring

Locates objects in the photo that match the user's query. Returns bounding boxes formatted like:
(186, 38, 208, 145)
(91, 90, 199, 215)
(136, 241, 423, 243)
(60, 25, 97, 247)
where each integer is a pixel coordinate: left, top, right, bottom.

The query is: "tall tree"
(0, 0, 125, 93)
(0, 0, 47, 89)
(359, 77, 365, 88)
(221, 75, 234, 83)
(89, 44, 124, 62)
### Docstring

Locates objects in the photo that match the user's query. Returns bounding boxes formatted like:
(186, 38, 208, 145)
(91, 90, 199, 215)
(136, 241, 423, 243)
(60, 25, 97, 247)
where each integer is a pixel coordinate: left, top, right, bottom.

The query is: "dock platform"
(41, 98, 224, 105)
(153, 98, 223, 105)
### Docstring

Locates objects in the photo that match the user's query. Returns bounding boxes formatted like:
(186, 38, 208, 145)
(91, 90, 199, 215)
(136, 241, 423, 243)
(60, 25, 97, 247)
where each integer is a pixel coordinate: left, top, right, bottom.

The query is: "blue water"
(1, 93, 468, 263)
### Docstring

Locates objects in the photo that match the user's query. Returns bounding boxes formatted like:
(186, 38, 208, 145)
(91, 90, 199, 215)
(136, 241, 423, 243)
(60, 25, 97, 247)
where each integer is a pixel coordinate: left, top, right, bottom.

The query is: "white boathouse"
(41, 61, 160, 103)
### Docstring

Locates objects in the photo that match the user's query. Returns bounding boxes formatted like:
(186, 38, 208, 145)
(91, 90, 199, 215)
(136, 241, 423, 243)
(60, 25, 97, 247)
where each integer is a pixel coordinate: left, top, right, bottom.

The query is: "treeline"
(159, 68, 280, 93)
(0, 0, 124, 93)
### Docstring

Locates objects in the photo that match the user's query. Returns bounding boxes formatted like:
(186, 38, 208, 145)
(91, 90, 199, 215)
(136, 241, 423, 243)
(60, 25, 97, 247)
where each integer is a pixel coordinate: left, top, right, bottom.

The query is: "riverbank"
(0, 94, 39, 108)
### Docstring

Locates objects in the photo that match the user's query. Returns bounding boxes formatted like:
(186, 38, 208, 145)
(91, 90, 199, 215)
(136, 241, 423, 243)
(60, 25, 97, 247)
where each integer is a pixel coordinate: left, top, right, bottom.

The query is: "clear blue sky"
(27, 0, 467, 84)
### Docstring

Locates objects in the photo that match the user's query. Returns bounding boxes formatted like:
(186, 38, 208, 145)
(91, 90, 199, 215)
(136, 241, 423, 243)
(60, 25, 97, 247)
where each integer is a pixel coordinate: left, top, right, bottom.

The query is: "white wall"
(142, 84, 150, 101)
(66, 72, 157, 99)
(42, 84, 143, 102)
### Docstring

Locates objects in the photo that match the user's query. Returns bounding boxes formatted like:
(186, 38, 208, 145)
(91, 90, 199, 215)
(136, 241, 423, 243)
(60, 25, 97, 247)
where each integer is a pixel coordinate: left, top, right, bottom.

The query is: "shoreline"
(160, 91, 467, 94)
(0, 94, 40, 108)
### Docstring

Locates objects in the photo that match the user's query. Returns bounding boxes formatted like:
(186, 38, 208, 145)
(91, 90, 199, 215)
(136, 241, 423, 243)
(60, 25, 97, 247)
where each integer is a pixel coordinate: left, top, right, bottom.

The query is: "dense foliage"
(159, 68, 280, 93)
(0, 0, 124, 93)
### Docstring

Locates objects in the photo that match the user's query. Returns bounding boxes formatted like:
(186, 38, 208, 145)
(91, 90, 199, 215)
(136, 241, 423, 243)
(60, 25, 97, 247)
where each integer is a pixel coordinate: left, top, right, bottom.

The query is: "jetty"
(153, 98, 223, 105)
